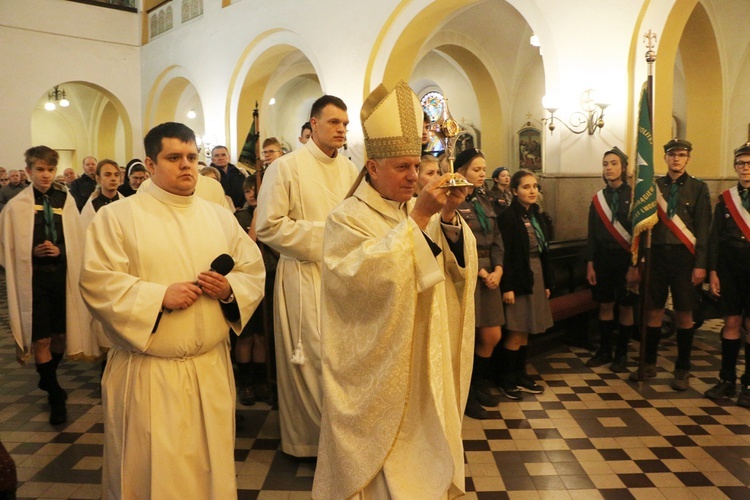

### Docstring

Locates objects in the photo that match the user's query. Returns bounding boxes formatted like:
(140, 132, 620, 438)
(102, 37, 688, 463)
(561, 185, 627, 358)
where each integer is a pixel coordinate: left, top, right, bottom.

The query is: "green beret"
(663, 137, 692, 153)
(604, 146, 628, 167)
(492, 167, 508, 179)
(733, 141, 750, 157)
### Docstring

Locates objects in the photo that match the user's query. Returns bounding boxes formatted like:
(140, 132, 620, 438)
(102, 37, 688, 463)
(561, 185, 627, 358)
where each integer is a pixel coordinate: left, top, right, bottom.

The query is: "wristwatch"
(219, 292, 235, 304)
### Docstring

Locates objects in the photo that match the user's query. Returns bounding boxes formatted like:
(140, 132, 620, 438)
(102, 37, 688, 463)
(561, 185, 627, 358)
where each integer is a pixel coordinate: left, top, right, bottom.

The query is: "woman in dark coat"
(496, 169, 553, 397)
(455, 148, 505, 419)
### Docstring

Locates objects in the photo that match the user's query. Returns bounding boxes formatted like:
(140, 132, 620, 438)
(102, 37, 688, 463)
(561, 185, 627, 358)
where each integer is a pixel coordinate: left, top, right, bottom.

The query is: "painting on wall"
(67, 0, 136, 11)
(517, 123, 542, 171)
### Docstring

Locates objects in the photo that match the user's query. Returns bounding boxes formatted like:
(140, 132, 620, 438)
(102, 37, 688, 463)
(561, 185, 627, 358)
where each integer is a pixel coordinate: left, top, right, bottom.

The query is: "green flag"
(630, 83, 658, 264)
(239, 117, 258, 167)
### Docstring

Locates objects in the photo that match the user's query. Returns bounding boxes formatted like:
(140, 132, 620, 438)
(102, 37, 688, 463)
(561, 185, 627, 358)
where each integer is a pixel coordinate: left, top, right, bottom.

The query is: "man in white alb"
(80, 122, 265, 499)
(255, 95, 359, 457)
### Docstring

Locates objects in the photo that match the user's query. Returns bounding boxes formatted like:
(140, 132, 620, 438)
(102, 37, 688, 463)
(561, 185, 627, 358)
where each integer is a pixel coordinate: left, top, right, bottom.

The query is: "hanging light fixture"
(45, 86, 70, 111)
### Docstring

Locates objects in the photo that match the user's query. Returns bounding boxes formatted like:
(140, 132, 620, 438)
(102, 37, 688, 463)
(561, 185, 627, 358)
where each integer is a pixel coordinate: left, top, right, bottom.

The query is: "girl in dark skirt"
(496, 169, 553, 397)
(455, 148, 505, 419)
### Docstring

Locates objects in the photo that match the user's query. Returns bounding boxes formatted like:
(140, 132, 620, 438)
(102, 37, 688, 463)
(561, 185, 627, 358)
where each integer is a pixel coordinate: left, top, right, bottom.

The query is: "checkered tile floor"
(1, 270, 749, 498)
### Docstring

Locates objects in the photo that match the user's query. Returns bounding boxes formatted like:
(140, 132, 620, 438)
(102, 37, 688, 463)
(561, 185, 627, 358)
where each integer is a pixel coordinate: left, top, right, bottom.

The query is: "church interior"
(1, 0, 750, 498)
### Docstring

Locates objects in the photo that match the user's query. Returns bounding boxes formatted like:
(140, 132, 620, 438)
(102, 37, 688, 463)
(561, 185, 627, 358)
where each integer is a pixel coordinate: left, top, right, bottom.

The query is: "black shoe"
(38, 381, 68, 401)
(586, 352, 613, 368)
(465, 394, 490, 420)
(238, 385, 256, 406)
(473, 381, 501, 407)
(516, 374, 544, 394)
(704, 380, 736, 400)
(609, 356, 629, 373)
(737, 385, 750, 408)
(253, 380, 272, 404)
(498, 381, 523, 400)
(49, 401, 67, 425)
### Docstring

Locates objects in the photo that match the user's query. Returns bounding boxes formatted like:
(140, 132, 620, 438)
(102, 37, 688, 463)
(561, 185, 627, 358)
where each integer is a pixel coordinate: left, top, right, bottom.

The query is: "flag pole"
(636, 31, 658, 381)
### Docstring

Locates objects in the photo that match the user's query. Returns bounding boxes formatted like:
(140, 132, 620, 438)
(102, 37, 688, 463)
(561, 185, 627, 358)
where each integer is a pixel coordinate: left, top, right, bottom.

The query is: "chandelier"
(45, 86, 70, 111)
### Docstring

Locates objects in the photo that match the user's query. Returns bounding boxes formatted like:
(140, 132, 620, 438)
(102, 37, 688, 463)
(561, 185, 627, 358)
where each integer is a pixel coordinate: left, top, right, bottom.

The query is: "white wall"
(0, 0, 142, 169)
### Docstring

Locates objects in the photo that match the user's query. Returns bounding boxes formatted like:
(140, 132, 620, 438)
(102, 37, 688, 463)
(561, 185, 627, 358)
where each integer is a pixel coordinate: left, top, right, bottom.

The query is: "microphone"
(209, 253, 234, 276)
(152, 253, 236, 333)
(193, 254, 234, 287)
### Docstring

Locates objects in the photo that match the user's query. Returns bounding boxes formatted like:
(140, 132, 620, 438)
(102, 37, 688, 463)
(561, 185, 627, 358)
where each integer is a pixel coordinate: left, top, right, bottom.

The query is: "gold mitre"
(361, 80, 423, 160)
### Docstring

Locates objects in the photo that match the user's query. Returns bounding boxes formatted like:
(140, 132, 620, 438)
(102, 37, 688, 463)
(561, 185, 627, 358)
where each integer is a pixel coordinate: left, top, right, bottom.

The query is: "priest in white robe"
(80, 122, 265, 499)
(255, 95, 359, 457)
(313, 81, 477, 499)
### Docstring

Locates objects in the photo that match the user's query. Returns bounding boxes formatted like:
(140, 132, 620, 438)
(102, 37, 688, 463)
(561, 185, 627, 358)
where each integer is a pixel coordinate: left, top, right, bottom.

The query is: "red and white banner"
(655, 188, 696, 254)
(723, 186, 750, 242)
(592, 190, 631, 252)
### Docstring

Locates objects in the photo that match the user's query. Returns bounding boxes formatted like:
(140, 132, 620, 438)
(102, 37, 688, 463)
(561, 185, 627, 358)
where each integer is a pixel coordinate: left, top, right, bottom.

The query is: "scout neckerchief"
(529, 212, 547, 253)
(655, 183, 696, 254)
(592, 188, 631, 251)
(722, 185, 750, 242)
(469, 192, 491, 235)
(42, 194, 58, 244)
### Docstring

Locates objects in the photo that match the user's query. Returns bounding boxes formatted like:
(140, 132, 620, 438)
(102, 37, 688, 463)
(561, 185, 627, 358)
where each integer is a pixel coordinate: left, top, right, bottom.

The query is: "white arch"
(226, 29, 325, 158)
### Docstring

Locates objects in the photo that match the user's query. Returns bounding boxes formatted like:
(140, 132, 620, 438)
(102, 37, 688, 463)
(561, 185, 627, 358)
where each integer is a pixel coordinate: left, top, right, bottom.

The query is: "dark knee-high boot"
(236, 361, 255, 406)
(250, 361, 270, 403)
(36, 360, 67, 425)
(497, 347, 522, 400)
(515, 345, 544, 394)
(587, 320, 615, 367)
(736, 340, 750, 407)
(471, 354, 500, 407)
(705, 335, 740, 400)
(611, 324, 633, 373)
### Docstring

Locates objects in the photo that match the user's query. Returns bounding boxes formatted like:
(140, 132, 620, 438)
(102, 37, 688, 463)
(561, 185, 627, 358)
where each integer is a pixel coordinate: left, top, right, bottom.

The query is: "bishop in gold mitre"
(313, 80, 478, 499)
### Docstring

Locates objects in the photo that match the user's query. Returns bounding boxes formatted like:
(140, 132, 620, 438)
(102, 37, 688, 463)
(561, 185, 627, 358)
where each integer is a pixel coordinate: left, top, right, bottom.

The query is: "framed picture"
(67, 0, 136, 12)
(516, 123, 542, 171)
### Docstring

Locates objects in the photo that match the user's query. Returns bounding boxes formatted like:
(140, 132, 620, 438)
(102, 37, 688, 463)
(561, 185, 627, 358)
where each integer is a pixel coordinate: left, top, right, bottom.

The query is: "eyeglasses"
(262, 149, 280, 155)
(667, 152, 689, 158)
(735, 160, 750, 168)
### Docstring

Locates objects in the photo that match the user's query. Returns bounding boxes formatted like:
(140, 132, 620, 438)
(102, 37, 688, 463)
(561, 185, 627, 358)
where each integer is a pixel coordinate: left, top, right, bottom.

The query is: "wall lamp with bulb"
(542, 89, 608, 135)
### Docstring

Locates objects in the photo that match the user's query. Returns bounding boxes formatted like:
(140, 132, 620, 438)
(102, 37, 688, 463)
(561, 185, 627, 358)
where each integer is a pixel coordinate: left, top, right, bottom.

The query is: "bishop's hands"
(409, 173, 469, 231)
(162, 271, 233, 311)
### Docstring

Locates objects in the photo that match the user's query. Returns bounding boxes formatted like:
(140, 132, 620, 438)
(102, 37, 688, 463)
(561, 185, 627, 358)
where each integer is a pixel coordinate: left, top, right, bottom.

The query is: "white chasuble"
(255, 139, 359, 457)
(313, 181, 477, 499)
(80, 181, 265, 499)
(0, 184, 97, 362)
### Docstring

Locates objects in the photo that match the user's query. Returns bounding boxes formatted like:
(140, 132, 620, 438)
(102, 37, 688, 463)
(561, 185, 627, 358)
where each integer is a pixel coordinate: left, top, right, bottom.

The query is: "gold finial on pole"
(643, 30, 657, 65)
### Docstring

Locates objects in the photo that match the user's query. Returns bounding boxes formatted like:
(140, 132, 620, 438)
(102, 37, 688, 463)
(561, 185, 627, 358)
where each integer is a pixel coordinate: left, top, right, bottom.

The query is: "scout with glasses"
(704, 141, 750, 407)
(629, 138, 711, 391)
(262, 137, 284, 167)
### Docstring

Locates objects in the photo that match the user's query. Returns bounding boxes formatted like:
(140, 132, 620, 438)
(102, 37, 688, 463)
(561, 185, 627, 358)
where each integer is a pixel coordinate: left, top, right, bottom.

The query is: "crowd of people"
(1, 81, 749, 497)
